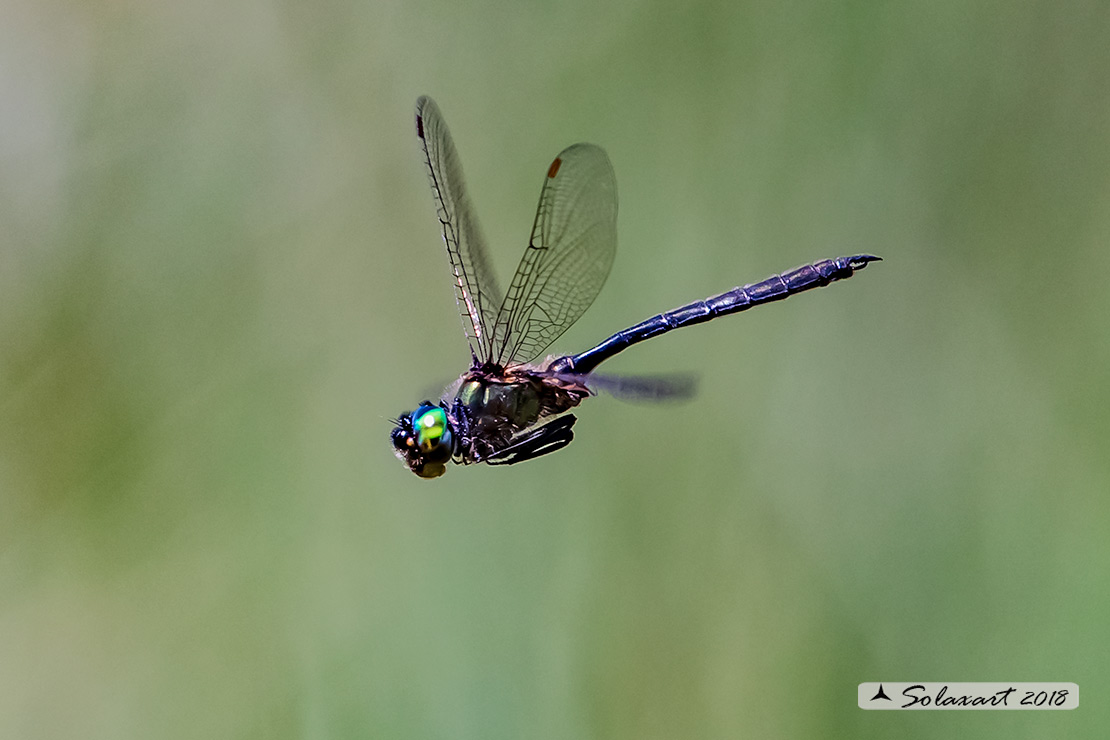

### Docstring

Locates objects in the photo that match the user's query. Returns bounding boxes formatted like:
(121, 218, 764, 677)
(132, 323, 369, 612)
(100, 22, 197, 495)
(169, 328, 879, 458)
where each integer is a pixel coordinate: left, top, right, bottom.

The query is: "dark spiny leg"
(485, 415, 577, 466)
(449, 398, 491, 465)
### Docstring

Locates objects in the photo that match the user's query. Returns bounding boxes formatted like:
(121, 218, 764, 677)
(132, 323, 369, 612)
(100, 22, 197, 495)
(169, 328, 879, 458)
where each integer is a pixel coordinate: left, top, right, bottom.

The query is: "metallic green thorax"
(439, 368, 592, 467)
(456, 379, 542, 435)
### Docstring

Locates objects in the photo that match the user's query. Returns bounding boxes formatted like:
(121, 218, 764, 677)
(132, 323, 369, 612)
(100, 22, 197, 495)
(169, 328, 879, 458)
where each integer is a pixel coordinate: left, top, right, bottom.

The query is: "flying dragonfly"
(391, 96, 879, 478)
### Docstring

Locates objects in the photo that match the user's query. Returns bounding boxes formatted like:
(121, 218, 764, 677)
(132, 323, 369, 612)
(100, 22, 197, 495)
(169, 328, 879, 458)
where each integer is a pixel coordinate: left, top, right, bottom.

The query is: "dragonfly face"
(391, 96, 879, 478)
(391, 403, 455, 478)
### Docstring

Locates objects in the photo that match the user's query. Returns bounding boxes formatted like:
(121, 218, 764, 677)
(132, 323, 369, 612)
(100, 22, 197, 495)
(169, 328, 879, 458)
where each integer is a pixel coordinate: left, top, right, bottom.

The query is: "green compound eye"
(414, 406, 450, 454)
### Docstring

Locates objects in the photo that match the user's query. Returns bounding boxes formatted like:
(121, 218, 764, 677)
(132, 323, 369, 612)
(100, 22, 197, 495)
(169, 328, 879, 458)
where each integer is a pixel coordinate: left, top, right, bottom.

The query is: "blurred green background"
(2, 0, 1108, 737)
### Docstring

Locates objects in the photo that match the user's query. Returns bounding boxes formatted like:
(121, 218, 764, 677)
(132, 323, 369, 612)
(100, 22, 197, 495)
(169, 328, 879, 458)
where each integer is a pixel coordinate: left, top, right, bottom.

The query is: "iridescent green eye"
(414, 406, 450, 454)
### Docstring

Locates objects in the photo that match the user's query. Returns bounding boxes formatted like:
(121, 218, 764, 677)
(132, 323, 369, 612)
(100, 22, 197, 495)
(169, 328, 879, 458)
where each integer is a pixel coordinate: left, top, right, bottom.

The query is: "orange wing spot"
(547, 157, 562, 179)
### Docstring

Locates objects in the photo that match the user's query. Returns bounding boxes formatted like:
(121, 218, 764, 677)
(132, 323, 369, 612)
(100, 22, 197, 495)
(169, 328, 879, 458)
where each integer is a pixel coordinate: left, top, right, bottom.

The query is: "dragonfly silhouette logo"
(870, 684, 892, 702)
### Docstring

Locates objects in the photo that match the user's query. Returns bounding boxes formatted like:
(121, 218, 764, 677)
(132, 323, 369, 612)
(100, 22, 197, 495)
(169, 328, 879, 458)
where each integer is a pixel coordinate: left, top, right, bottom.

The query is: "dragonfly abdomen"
(553, 254, 880, 375)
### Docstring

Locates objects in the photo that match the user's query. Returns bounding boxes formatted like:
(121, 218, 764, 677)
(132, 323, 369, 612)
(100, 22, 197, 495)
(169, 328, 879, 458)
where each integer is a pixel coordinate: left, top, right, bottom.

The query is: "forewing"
(491, 144, 617, 366)
(415, 96, 502, 361)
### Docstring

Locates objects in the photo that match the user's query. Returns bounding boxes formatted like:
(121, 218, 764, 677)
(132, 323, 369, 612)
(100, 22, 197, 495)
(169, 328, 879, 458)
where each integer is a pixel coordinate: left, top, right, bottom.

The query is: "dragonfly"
(391, 96, 879, 478)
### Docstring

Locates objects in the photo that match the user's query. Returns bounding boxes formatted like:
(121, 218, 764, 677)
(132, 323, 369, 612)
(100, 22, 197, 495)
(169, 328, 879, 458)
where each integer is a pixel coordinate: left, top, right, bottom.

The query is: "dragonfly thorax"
(456, 378, 542, 432)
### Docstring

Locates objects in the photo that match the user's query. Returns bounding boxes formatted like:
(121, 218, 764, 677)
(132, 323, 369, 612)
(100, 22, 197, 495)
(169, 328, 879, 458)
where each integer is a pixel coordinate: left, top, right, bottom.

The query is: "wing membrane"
(492, 144, 617, 365)
(577, 372, 697, 401)
(415, 96, 502, 361)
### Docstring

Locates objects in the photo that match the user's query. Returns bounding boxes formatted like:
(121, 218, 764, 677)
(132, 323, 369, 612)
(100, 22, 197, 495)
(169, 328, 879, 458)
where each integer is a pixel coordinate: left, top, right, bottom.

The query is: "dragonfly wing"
(546, 371, 698, 402)
(583, 372, 697, 402)
(490, 143, 617, 366)
(416, 96, 502, 362)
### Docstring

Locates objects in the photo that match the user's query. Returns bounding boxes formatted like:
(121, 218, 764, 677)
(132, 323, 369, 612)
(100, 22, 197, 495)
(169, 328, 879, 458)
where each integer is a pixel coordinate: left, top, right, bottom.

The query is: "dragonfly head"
(391, 402, 455, 478)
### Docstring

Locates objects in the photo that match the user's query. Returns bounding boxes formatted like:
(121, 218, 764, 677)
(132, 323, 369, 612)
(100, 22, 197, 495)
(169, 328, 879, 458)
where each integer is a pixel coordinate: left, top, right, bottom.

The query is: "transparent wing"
(579, 372, 697, 402)
(415, 96, 502, 362)
(491, 143, 617, 366)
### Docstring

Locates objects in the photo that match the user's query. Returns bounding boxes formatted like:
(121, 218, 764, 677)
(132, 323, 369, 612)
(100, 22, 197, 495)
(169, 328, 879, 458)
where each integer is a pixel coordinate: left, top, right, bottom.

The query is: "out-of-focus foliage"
(2, 0, 1107, 737)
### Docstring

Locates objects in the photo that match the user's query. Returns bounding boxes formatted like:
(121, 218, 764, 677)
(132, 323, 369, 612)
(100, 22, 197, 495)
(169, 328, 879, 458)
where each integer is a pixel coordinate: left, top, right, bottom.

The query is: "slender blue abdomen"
(551, 255, 879, 375)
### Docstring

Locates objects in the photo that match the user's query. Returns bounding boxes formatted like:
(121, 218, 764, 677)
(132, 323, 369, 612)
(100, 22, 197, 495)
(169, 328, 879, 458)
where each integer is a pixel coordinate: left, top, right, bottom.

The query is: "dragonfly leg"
(485, 415, 577, 466)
